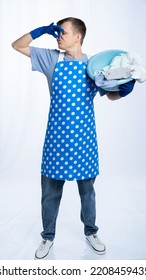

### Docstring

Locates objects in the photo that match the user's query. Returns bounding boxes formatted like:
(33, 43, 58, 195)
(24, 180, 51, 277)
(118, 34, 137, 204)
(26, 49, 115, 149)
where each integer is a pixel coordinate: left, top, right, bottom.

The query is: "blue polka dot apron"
(41, 53, 99, 180)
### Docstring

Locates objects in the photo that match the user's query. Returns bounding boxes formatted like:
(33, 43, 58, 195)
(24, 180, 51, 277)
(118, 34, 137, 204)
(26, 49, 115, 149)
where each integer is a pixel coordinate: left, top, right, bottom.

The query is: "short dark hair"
(57, 17, 86, 45)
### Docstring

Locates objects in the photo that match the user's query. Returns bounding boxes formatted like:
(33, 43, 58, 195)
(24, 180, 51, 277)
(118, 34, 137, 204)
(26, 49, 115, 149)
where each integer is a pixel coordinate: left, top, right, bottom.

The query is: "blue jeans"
(41, 175, 98, 241)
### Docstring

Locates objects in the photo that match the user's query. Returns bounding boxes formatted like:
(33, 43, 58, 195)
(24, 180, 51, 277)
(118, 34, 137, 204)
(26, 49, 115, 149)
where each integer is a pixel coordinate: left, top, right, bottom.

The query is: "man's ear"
(75, 33, 82, 43)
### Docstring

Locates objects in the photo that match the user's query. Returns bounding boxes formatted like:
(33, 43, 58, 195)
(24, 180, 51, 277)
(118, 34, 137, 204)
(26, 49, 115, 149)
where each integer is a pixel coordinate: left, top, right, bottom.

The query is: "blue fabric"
(41, 59, 99, 180)
(98, 87, 108, 96)
(30, 47, 59, 93)
(30, 48, 99, 180)
(41, 175, 98, 240)
(30, 22, 64, 39)
(95, 73, 119, 89)
(118, 79, 136, 97)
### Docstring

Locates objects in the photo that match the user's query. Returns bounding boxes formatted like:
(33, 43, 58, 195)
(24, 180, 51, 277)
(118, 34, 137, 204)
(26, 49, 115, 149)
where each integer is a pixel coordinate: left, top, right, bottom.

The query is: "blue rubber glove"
(30, 22, 64, 39)
(118, 79, 136, 97)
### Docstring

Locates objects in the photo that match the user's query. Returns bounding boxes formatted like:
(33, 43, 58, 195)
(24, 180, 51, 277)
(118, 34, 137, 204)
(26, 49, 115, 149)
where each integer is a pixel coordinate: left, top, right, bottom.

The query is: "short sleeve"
(30, 47, 59, 76)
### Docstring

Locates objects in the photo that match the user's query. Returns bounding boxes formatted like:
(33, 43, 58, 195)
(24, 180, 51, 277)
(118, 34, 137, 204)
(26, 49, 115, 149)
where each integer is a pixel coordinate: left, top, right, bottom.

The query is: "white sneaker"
(35, 239, 53, 259)
(86, 234, 106, 255)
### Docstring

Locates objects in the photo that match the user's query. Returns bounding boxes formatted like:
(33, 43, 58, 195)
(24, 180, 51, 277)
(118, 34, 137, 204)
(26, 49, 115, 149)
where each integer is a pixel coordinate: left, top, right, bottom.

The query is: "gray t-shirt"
(30, 47, 89, 93)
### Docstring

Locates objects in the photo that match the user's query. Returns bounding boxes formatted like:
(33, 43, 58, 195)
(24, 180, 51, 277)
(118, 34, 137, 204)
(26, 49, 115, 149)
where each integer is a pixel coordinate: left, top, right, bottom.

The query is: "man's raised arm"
(12, 23, 64, 57)
(12, 33, 32, 57)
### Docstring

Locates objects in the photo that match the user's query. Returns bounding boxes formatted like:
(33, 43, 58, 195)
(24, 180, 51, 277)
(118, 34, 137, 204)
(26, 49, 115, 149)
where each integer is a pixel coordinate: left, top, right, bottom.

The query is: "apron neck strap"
(58, 52, 65, 62)
(58, 52, 90, 62)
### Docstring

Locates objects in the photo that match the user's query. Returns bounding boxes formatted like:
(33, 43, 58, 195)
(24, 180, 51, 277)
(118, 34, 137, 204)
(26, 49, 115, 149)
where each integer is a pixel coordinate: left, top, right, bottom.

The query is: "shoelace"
(93, 234, 102, 244)
(39, 240, 47, 251)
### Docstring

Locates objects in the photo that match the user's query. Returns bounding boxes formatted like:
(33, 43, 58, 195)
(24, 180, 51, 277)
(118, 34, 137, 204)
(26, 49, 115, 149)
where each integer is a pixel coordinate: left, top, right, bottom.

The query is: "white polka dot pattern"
(41, 61, 99, 180)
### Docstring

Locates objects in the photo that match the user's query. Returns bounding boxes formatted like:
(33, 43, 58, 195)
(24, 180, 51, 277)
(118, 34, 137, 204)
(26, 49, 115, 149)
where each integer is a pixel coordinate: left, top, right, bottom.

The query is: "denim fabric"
(41, 175, 98, 241)
(77, 178, 98, 236)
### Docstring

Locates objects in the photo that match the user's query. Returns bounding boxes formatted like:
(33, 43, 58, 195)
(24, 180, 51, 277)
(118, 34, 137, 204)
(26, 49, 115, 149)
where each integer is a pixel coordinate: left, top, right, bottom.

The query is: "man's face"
(57, 21, 80, 50)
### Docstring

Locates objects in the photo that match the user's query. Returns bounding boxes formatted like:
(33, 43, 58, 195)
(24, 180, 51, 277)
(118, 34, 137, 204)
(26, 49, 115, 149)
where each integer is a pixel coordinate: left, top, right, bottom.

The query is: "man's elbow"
(11, 41, 18, 50)
(106, 92, 122, 101)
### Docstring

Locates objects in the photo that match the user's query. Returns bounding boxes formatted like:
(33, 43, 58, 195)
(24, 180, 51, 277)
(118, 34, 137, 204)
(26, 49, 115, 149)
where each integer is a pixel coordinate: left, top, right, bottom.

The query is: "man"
(12, 17, 134, 259)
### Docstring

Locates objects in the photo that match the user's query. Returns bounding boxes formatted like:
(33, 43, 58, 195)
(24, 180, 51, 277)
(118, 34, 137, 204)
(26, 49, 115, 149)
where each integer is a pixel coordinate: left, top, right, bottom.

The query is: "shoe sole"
(34, 242, 54, 260)
(86, 238, 106, 255)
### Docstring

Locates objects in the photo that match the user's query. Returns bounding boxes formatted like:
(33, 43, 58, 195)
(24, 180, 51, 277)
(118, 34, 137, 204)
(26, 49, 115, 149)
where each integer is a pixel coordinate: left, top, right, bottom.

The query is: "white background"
(0, 0, 146, 260)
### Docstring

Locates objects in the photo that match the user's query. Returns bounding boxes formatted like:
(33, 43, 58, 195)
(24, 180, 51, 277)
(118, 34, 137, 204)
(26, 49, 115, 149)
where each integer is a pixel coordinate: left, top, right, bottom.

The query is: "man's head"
(57, 17, 86, 49)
